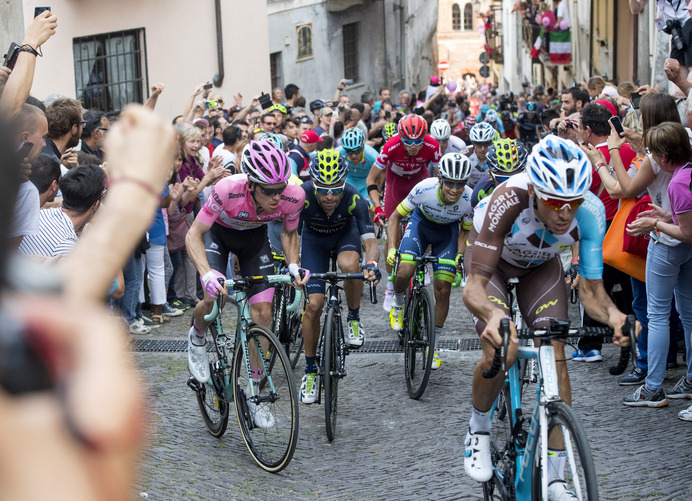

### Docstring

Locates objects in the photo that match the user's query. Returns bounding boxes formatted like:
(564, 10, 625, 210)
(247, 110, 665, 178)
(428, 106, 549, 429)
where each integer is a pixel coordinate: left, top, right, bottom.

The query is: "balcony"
(326, 0, 366, 12)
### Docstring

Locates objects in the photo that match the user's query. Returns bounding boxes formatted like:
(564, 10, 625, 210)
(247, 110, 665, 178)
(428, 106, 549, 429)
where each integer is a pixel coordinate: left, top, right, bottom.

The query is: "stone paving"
(132, 283, 692, 501)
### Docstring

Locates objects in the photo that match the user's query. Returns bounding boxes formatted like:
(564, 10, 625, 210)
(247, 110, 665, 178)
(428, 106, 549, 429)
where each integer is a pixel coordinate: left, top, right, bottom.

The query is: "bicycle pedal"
(186, 377, 202, 392)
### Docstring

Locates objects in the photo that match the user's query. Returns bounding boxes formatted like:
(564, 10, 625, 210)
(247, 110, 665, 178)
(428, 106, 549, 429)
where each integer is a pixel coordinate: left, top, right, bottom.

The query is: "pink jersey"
(197, 174, 305, 231)
(374, 134, 441, 178)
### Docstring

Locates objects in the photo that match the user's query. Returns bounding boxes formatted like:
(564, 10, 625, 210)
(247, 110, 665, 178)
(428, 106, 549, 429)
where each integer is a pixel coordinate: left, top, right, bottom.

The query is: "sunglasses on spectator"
(299, 117, 312, 124)
(401, 137, 424, 146)
(258, 184, 287, 197)
(315, 184, 346, 196)
(77, 120, 88, 127)
(441, 178, 466, 189)
(537, 194, 584, 211)
(344, 147, 364, 156)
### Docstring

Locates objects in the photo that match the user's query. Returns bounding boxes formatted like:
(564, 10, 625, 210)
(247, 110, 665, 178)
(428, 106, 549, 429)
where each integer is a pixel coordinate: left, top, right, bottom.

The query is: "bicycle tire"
(195, 323, 230, 437)
(232, 325, 299, 473)
(530, 401, 599, 500)
(483, 385, 515, 501)
(323, 307, 339, 441)
(404, 287, 435, 400)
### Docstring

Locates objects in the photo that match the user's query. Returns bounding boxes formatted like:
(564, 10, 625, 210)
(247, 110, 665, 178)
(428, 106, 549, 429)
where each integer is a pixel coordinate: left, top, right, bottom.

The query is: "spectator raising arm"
(144, 82, 165, 110)
(0, 10, 57, 119)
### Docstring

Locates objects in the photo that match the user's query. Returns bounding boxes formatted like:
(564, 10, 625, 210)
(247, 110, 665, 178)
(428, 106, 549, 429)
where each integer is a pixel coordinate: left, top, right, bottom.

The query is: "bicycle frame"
(491, 342, 562, 499)
(204, 275, 302, 401)
(319, 280, 347, 383)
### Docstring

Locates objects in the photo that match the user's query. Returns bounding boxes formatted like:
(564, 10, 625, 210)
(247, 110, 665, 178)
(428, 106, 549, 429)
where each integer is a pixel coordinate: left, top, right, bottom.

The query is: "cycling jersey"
(375, 134, 441, 216)
(299, 181, 375, 238)
(337, 144, 379, 201)
(471, 173, 606, 279)
(470, 173, 495, 208)
(444, 135, 467, 154)
(467, 152, 489, 189)
(300, 181, 375, 294)
(397, 177, 474, 229)
(197, 174, 305, 231)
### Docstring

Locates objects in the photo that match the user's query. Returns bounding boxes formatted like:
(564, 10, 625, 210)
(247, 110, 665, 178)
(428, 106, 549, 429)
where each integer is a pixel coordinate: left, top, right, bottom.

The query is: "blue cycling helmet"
(527, 136, 591, 201)
(341, 127, 365, 151)
(481, 104, 490, 114)
(527, 101, 537, 112)
(257, 132, 284, 150)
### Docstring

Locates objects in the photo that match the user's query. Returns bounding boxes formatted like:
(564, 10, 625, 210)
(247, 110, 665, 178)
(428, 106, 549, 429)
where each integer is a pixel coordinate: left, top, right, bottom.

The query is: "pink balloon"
(559, 20, 569, 30)
(446, 81, 457, 92)
(542, 16, 551, 27)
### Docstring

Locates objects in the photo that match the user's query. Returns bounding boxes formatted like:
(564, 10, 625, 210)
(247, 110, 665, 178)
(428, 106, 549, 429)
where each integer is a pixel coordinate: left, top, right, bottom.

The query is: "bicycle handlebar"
(390, 252, 463, 287)
(481, 315, 637, 379)
(203, 275, 303, 322)
(309, 272, 378, 305)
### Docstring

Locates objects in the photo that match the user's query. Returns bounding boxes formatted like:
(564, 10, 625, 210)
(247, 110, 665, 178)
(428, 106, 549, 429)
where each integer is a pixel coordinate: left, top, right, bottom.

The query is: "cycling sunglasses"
(401, 136, 424, 147)
(538, 194, 584, 211)
(314, 184, 346, 196)
(344, 147, 364, 156)
(441, 178, 466, 189)
(258, 184, 287, 197)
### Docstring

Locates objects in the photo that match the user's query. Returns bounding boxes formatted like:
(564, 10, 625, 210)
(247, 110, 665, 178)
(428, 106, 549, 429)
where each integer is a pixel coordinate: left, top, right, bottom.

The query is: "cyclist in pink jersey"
(366, 114, 441, 309)
(186, 140, 309, 385)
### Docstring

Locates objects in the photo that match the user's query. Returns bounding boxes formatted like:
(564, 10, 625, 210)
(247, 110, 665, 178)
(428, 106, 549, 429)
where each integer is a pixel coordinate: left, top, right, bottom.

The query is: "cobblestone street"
(132, 282, 692, 500)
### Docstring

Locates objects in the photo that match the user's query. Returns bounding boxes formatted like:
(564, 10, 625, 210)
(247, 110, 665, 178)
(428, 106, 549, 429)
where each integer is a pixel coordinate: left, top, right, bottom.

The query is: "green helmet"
(309, 149, 348, 185)
(382, 122, 397, 141)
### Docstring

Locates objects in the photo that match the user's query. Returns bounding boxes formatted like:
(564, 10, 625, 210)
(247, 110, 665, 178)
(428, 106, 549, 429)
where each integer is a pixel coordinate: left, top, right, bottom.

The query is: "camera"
(343, 79, 354, 86)
(663, 19, 685, 52)
(204, 99, 220, 110)
(258, 92, 272, 110)
(565, 120, 575, 129)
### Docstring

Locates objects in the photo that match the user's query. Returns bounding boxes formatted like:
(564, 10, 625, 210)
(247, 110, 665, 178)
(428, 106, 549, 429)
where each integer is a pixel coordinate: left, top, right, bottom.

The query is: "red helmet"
(397, 113, 428, 141)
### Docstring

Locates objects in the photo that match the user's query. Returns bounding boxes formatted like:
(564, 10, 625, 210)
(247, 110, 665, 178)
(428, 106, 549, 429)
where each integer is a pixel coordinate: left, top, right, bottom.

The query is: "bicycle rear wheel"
(531, 401, 599, 500)
(323, 307, 340, 441)
(194, 323, 229, 437)
(483, 385, 515, 500)
(232, 326, 299, 473)
(404, 287, 435, 399)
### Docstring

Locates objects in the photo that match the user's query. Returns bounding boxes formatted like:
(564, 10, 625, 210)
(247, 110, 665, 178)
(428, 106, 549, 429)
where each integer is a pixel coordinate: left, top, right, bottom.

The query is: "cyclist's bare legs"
(472, 334, 519, 412)
(302, 294, 325, 358)
(433, 279, 452, 326)
(392, 262, 415, 293)
(337, 250, 363, 310)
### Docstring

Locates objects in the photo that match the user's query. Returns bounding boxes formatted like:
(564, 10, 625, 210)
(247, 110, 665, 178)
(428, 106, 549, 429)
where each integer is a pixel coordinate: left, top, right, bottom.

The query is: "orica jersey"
(398, 177, 474, 229)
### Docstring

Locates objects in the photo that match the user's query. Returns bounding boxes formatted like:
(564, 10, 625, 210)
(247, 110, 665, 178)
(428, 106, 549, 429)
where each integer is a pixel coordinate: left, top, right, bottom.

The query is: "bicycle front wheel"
(232, 326, 299, 473)
(323, 307, 340, 441)
(404, 287, 435, 400)
(483, 385, 514, 501)
(285, 292, 305, 369)
(195, 323, 229, 437)
(531, 401, 599, 500)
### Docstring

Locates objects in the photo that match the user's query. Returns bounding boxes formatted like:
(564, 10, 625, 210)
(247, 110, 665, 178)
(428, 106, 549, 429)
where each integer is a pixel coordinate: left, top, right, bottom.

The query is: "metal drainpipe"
(382, 0, 388, 88)
(213, 0, 225, 87)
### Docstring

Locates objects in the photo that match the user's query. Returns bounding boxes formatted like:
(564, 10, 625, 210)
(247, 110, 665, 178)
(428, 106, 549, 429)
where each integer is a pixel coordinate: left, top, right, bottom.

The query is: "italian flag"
(549, 30, 571, 64)
(530, 28, 545, 59)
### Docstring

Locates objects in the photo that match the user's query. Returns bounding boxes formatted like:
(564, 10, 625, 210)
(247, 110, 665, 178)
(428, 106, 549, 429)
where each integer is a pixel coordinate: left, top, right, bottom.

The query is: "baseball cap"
(430, 76, 442, 86)
(301, 130, 324, 143)
(320, 107, 334, 116)
(594, 99, 617, 117)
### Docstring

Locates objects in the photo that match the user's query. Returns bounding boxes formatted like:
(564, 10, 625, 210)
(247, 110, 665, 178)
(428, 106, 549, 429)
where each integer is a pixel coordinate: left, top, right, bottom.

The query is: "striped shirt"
(18, 207, 77, 258)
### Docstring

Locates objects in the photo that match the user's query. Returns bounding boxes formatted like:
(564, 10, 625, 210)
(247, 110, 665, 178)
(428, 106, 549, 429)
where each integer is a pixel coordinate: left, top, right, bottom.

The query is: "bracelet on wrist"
(654, 219, 660, 231)
(106, 177, 160, 197)
(18, 43, 41, 57)
(367, 261, 378, 267)
(609, 147, 620, 152)
(571, 257, 579, 264)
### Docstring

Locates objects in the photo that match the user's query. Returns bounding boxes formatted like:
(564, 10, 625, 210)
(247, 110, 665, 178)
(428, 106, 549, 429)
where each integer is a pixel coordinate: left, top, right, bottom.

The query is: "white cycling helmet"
(527, 136, 591, 201)
(485, 109, 498, 123)
(469, 122, 496, 143)
(438, 152, 472, 182)
(430, 119, 452, 141)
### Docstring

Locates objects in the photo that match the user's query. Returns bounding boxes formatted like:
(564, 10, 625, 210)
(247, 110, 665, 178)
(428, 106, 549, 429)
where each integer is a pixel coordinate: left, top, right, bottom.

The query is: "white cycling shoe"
(464, 430, 492, 482)
(245, 386, 275, 429)
(188, 329, 210, 384)
(547, 481, 578, 500)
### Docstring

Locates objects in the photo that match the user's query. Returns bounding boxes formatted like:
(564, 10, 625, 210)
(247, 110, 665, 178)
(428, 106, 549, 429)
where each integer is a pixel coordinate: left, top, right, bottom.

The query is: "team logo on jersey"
(260, 254, 270, 264)
(228, 193, 243, 199)
(209, 242, 218, 250)
(238, 211, 250, 218)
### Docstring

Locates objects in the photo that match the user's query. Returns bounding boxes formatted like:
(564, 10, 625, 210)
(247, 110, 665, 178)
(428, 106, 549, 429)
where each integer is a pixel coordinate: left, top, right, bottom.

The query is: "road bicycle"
(271, 251, 304, 369)
(310, 252, 378, 441)
(480, 315, 636, 500)
(187, 274, 301, 473)
(390, 251, 461, 400)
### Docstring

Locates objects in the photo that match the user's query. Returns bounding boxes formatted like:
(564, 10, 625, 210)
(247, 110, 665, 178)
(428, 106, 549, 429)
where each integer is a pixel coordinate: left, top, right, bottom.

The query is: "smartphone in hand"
(609, 116, 624, 137)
